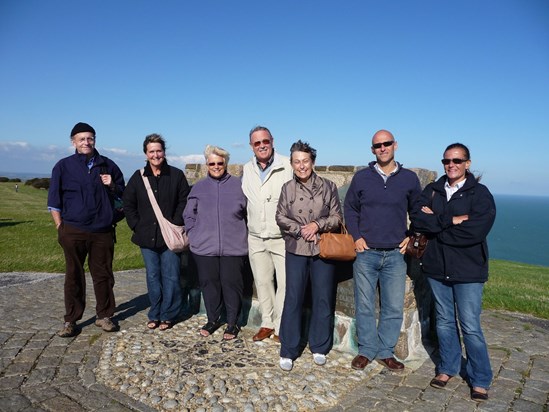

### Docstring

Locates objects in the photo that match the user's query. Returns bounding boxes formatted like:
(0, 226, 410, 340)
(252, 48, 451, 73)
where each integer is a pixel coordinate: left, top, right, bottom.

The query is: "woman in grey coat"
(275, 140, 343, 371)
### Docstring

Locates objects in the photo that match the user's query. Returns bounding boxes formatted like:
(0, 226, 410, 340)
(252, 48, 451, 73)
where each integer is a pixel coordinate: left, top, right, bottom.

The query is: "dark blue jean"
(279, 252, 336, 360)
(428, 277, 493, 389)
(141, 247, 182, 322)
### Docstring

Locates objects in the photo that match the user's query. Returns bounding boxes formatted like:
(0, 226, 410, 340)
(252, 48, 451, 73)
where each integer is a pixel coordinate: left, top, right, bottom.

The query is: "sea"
(489, 194, 549, 267)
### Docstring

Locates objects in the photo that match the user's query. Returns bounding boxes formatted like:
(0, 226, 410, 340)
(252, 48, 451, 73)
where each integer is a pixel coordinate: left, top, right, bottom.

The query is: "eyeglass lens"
(372, 141, 394, 149)
(253, 139, 272, 147)
(208, 162, 225, 166)
(441, 158, 466, 165)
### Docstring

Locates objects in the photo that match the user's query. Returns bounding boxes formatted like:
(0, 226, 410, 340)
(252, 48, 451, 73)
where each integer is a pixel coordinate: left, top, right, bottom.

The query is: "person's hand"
(399, 237, 410, 254)
(355, 238, 368, 252)
(453, 214, 469, 225)
(421, 206, 434, 214)
(100, 174, 113, 188)
(300, 222, 319, 242)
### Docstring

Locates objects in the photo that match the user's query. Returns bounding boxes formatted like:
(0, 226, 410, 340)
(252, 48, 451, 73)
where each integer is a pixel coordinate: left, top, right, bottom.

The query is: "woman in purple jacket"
(183, 145, 248, 340)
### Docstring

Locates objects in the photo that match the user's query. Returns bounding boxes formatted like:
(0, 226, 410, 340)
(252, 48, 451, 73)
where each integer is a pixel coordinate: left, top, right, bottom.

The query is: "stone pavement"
(0, 270, 547, 411)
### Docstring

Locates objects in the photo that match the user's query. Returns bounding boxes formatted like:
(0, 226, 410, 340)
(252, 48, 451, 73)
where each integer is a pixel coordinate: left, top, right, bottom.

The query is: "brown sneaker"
(57, 322, 77, 337)
(95, 317, 118, 332)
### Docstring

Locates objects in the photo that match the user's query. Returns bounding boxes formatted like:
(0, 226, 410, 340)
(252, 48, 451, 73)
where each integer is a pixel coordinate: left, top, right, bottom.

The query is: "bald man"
(344, 130, 421, 371)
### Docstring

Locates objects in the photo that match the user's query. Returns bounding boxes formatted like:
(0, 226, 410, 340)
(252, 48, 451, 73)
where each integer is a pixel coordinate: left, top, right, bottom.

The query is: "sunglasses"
(372, 141, 394, 149)
(207, 162, 225, 167)
(252, 139, 272, 147)
(441, 158, 468, 165)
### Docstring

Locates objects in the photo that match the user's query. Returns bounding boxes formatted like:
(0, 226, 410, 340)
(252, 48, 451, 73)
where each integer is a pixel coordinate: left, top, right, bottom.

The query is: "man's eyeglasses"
(441, 158, 468, 165)
(372, 141, 394, 149)
(207, 162, 225, 167)
(252, 139, 272, 148)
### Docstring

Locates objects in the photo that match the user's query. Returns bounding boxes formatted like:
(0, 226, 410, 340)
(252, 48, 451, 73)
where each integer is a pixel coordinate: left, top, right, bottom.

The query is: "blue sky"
(1, 0, 548, 196)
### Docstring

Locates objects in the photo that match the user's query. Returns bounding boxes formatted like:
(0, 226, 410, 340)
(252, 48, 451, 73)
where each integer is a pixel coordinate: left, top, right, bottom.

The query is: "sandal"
(159, 321, 173, 331)
(430, 374, 452, 389)
(223, 324, 240, 341)
(200, 320, 223, 337)
(147, 320, 160, 330)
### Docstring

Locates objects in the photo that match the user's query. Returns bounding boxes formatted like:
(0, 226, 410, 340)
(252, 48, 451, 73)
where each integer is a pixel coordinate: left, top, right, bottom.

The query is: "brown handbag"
(318, 221, 357, 261)
(405, 232, 428, 259)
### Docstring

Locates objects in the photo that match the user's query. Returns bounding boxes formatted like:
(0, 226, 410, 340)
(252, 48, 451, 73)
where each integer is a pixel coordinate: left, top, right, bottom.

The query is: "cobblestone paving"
(0, 270, 547, 411)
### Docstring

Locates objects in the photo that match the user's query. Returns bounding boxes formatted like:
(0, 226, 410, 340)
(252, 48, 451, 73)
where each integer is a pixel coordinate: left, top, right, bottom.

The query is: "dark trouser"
(279, 252, 336, 360)
(58, 223, 116, 323)
(192, 254, 244, 326)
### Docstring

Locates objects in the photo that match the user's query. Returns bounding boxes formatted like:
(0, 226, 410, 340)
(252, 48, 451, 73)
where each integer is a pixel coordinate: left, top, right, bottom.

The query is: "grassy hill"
(1, 182, 548, 319)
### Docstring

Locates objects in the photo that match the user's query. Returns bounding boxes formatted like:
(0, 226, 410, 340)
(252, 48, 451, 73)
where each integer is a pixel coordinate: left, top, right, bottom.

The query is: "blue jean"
(428, 278, 493, 389)
(141, 247, 182, 322)
(353, 248, 406, 360)
(279, 252, 336, 360)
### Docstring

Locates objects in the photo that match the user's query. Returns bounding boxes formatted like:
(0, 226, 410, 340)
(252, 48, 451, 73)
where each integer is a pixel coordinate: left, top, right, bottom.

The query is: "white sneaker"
(313, 353, 326, 366)
(279, 357, 293, 371)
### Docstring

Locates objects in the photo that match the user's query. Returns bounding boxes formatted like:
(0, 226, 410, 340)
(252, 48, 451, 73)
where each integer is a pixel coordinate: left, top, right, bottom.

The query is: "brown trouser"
(58, 223, 116, 323)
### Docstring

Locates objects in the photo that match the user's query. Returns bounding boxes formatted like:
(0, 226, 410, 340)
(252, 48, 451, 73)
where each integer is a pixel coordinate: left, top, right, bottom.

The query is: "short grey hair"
(249, 125, 272, 142)
(204, 144, 230, 165)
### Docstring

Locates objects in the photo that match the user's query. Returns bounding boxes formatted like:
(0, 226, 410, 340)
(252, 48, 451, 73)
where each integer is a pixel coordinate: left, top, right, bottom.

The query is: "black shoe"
(471, 388, 489, 402)
(200, 320, 223, 337)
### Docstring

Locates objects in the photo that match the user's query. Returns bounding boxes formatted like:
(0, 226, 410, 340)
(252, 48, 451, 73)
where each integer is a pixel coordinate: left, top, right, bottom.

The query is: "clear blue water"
(489, 195, 549, 267)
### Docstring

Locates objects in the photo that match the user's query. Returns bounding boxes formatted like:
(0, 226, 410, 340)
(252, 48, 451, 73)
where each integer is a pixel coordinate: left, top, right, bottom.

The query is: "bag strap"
(141, 169, 165, 222)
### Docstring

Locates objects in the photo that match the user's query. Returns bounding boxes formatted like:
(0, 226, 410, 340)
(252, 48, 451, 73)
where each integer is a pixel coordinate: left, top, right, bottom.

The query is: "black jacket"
(410, 174, 496, 283)
(123, 161, 190, 249)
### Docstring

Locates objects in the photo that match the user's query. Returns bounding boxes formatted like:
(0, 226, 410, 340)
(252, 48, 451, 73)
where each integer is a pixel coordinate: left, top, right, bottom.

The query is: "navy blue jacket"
(344, 162, 421, 248)
(410, 174, 496, 283)
(48, 150, 125, 232)
(123, 161, 190, 249)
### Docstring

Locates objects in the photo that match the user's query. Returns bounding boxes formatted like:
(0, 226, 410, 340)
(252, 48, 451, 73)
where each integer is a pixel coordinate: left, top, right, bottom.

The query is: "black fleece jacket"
(123, 161, 190, 249)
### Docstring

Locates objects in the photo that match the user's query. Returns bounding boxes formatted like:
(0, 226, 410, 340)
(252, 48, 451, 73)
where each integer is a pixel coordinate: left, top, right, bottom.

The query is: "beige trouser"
(248, 234, 286, 333)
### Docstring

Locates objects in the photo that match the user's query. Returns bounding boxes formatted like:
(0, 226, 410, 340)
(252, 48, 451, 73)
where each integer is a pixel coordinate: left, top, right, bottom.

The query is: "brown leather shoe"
(351, 355, 370, 370)
(378, 357, 404, 370)
(253, 327, 274, 341)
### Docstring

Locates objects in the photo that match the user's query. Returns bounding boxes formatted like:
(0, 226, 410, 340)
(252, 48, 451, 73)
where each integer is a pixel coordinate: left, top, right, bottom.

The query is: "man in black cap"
(48, 122, 125, 337)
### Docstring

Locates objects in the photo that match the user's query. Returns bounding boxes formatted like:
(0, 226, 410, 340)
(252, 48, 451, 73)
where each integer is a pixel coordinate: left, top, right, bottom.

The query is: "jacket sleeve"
(438, 185, 496, 247)
(109, 161, 125, 198)
(275, 183, 302, 238)
(47, 162, 62, 210)
(122, 172, 140, 231)
(183, 189, 198, 234)
(315, 180, 343, 233)
(343, 175, 362, 241)
(173, 172, 191, 226)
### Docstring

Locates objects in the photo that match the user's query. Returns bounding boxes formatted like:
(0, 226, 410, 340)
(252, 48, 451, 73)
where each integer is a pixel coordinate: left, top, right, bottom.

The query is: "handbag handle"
(318, 216, 348, 234)
(140, 169, 165, 223)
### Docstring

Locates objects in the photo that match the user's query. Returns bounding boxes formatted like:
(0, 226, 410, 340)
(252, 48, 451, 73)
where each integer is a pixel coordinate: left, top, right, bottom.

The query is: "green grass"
(1, 182, 548, 319)
(484, 260, 549, 319)
(0, 182, 143, 272)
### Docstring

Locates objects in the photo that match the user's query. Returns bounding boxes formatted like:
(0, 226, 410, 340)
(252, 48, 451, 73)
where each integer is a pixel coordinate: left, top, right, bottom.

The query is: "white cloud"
(0, 141, 31, 151)
(171, 154, 204, 165)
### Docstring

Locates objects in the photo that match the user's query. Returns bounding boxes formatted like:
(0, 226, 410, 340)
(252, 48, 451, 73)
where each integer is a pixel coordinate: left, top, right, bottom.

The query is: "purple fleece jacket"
(183, 173, 248, 256)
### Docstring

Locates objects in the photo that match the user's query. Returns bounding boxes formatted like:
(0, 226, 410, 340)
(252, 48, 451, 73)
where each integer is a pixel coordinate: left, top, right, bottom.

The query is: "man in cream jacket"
(242, 126, 293, 342)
